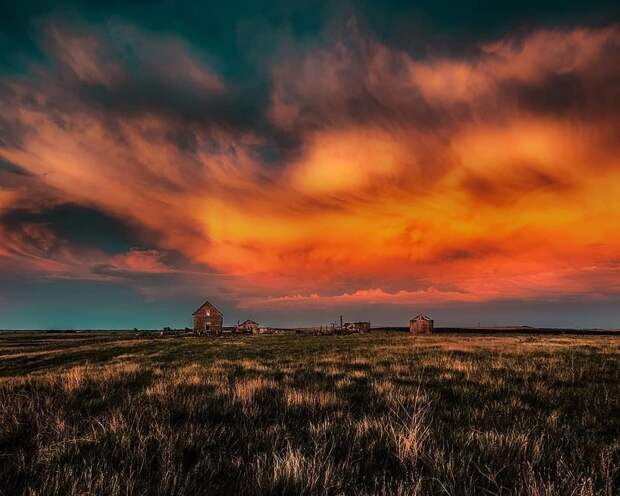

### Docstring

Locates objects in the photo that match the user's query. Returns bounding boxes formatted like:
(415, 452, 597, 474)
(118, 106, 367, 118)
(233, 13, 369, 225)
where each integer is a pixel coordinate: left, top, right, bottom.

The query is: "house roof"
(240, 319, 259, 325)
(192, 301, 223, 316)
(412, 314, 432, 321)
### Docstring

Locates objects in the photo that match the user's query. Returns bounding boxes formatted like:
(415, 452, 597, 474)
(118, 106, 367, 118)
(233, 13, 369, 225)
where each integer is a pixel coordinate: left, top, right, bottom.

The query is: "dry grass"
(0, 332, 618, 495)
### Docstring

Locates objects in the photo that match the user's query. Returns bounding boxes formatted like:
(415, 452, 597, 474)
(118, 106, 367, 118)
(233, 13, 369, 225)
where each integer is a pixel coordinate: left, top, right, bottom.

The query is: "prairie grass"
(0, 332, 618, 495)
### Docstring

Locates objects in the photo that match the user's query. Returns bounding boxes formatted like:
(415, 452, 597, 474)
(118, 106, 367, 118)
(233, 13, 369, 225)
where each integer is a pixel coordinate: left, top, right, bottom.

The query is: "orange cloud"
(2, 21, 620, 310)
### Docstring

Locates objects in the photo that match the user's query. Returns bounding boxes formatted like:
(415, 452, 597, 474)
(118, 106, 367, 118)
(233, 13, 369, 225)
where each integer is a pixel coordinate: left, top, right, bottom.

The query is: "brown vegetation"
(0, 332, 618, 495)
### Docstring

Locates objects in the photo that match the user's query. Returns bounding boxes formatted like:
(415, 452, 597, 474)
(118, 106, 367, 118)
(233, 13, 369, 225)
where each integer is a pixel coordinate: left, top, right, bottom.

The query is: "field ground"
(0, 331, 619, 495)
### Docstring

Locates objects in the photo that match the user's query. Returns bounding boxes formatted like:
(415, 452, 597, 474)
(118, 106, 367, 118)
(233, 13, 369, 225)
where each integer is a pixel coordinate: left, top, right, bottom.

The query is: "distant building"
(343, 321, 371, 333)
(256, 326, 275, 334)
(354, 321, 371, 333)
(236, 319, 259, 333)
(410, 314, 433, 334)
(192, 301, 223, 335)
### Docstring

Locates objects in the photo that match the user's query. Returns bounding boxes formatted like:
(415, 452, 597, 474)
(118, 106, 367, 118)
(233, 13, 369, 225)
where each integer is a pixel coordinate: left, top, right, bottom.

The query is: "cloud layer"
(2, 18, 620, 323)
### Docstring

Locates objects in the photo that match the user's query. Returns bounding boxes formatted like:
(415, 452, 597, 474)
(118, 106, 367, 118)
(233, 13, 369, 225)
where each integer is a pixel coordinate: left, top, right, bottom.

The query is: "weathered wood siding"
(409, 318, 433, 334)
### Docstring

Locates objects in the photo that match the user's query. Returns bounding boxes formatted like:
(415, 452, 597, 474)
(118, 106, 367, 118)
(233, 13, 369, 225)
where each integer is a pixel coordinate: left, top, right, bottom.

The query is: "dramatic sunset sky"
(2, 1, 620, 328)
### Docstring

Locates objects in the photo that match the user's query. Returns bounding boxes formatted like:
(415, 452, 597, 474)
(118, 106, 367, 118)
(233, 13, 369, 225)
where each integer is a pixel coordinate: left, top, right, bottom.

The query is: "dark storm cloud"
(5, 9, 620, 171)
(73, 76, 263, 134)
(268, 22, 439, 132)
(267, 22, 620, 146)
(0, 19, 305, 167)
(0, 158, 40, 202)
(0, 203, 145, 254)
(38, 22, 247, 126)
(3, 3, 620, 155)
(0, 112, 29, 150)
(0, 158, 31, 177)
(495, 38, 620, 121)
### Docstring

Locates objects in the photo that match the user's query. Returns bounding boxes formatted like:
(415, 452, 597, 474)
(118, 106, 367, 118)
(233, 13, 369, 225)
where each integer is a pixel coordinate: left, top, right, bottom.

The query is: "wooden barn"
(192, 301, 223, 335)
(236, 319, 259, 333)
(410, 314, 433, 334)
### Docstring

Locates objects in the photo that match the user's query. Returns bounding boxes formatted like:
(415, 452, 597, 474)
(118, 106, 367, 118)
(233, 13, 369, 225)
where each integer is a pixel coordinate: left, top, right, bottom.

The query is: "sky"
(1, 1, 620, 329)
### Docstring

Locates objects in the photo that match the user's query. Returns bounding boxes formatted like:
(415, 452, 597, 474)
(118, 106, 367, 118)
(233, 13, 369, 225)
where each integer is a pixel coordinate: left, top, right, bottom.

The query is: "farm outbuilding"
(410, 314, 433, 334)
(354, 322, 371, 333)
(256, 327, 275, 334)
(343, 321, 371, 333)
(192, 301, 224, 335)
(236, 319, 259, 333)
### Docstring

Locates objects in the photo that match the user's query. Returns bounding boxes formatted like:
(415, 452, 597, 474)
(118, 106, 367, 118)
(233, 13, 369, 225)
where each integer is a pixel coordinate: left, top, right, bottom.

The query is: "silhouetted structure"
(192, 301, 223, 335)
(410, 314, 433, 334)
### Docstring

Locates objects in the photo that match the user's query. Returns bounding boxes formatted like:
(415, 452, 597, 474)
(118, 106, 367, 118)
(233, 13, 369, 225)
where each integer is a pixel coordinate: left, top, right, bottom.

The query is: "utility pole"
(340, 315, 343, 331)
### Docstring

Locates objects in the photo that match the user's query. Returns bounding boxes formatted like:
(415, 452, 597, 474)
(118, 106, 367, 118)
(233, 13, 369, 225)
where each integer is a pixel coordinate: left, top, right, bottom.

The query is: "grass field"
(1, 332, 618, 495)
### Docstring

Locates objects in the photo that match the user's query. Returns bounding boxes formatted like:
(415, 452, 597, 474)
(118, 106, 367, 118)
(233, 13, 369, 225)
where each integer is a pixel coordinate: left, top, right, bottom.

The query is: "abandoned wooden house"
(192, 301, 224, 335)
(236, 319, 259, 333)
(410, 314, 434, 334)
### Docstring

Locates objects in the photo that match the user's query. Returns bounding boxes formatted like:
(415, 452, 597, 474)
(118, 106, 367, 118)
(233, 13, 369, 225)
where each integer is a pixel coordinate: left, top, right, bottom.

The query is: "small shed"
(236, 319, 259, 333)
(410, 314, 433, 334)
(192, 301, 224, 335)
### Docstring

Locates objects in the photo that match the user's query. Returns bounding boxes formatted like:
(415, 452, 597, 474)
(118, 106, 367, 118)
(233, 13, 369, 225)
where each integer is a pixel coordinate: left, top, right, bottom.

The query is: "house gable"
(192, 301, 222, 316)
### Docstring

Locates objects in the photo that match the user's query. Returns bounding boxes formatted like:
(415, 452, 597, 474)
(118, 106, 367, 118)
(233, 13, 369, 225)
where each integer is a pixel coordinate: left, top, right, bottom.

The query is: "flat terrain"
(1, 332, 618, 495)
